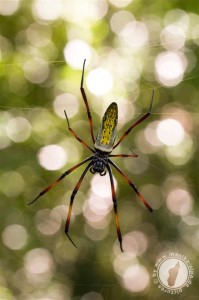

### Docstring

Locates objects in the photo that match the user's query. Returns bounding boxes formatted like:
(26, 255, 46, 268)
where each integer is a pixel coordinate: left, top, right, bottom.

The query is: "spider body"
(94, 102, 118, 153)
(90, 150, 108, 176)
(30, 59, 154, 252)
(90, 102, 118, 176)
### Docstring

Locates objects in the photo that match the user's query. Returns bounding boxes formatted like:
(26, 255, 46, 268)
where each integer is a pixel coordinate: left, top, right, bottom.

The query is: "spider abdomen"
(94, 102, 118, 153)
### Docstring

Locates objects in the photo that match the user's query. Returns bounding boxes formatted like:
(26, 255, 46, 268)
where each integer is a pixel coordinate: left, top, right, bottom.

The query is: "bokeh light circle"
(122, 21, 149, 48)
(156, 118, 184, 146)
(166, 188, 193, 216)
(155, 51, 187, 86)
(2, 224, 28, 250)
(160, 24, 186, 50)
(64, 39, 91, 69)
(24, 248, 54, 280)
(53, 93, 79, 119)
(0, 0, 21, 16)
(24, 58, 49, 84)
(38, 144, 67, 170)
(109, 0, 133, 8)
(86, 67, 113, 96)
(33, 0, 62, 21)
(122, 264, 150, 292)
(6, 117, 31, 143)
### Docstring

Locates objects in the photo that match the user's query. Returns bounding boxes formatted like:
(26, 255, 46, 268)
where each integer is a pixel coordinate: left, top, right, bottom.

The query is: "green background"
(0, 0, 199, 299)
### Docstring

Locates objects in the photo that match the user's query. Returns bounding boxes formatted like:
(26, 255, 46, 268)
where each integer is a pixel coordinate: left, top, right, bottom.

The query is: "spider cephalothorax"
(30, 59, 154, 252)
(90, 151, 109, 176)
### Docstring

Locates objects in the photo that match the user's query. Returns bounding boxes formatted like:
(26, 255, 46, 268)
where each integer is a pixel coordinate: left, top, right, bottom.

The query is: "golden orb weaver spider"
(29, 59, 154, 252)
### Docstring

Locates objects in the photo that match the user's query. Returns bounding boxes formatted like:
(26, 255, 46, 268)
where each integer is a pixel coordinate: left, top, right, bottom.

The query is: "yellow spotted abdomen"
(94, 102, 118, 153)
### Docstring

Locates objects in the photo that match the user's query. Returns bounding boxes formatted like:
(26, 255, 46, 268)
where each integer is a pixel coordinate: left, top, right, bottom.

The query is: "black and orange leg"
(109, 154, 138, 158)
(64, 110, 95, 153)
(109, 149, 138, 158)
(29, 156, 94, 205)
(108, 159, 153, 212)
(80, 59, 95, 144)
(110, 148, 138, 158)
(65, 161, 93, 247)
(113, 90, 154, 149)
(107, 164, 123, 252)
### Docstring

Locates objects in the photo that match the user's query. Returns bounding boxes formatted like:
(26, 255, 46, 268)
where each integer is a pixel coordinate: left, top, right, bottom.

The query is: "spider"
(29, 59, 154, 252)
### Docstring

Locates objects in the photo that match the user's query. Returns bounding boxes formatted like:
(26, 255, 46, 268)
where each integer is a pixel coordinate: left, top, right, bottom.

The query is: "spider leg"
(108, 159, 153, 212)
(109, 154, 138, 158)
(109, 148, 138, 158)
(80, 59, 95, 144)
(64, 110, 95, 153)
(113, 90, 154, 149)
(65, 161, 93, 248)
(107, 164, 123, 252)
(29, 156, 93, 205)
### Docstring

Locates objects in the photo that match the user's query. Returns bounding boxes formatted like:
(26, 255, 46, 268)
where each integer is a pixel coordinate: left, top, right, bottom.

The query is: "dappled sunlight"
(163, 9, 189, 30)
(83, 199, 109, 224)
(53, 93, 79, 119)
(86, 67, 113, 96)
(64, 39, 92, 69)
(87, 193, 112, 215)
(160, 24, 186, 50)
(122, 264, 150, 292)
(121, 21, 149, 49)
(0, 0, 21, 16)
(113, 252, 138, 277)
(24, 248, 54, 285)
(6, 116, 31, 142)
(83, 192, 112, 227)
(2, 224, 28, 250)
(110, 11, 135, 36)
(122, 231, 148, 255)
(23, 58, 50, 84)
(32, 0, 62, 21)
(166, 188, 193, 216)
(109, 0, 133, 8)
(155, 51, 187, 86)
(113, 252, 150, 293)
(90, 173, 117, 198)
(37, 144, 67, 170)
(26, 22, 52, 48)
(62, 0, 108, 23)
(156, 118, 185, 146)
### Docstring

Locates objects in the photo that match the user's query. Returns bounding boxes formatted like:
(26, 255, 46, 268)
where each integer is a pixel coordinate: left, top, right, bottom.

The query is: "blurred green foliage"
(0, 0, 199, 299)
